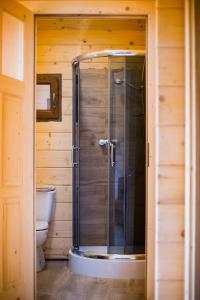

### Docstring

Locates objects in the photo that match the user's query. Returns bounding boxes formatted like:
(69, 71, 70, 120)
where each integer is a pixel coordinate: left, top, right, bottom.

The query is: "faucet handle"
(99, 139, 109, 146)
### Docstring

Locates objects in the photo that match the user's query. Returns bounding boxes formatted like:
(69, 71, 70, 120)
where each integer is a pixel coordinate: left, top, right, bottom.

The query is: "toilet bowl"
(36, 187, 56, 272)
(36, 221, 48, 272)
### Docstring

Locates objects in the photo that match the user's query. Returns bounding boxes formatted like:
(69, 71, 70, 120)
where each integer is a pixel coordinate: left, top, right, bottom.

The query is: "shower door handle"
(110, 142, 116, 167)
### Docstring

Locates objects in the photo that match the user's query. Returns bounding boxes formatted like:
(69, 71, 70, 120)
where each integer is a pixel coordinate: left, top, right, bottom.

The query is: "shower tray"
(69, 248, 145, 279)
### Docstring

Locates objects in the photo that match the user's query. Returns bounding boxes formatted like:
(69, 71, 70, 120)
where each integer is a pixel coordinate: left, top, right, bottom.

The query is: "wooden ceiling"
(36, 18, 146, 31)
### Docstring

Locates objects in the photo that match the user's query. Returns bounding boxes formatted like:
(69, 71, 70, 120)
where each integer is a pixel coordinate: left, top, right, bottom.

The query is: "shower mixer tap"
(99, 139, 109, 146)
(99, 139, 119, 146)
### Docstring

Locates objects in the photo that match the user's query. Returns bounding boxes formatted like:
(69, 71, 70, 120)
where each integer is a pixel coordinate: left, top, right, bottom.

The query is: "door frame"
(185, 0, 200, 299)
(33, 3, 156, 299)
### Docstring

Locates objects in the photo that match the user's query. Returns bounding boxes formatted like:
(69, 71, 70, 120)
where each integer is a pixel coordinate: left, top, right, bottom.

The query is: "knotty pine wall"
(20, 0, 187, 297)
(155, 1, 185, 299)
(36, 18, 146, 259)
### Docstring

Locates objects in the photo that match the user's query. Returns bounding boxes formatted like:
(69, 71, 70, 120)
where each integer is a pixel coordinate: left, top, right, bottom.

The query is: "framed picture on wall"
(36, 74, 62, 122)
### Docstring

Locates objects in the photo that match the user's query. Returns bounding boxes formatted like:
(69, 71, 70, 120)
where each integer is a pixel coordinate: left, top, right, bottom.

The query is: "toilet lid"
(36, 221, 48, 231)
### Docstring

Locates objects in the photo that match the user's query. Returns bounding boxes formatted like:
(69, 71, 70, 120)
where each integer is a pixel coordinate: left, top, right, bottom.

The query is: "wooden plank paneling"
(37, 45, 144, 62)
(44, 237, 72, 258)
(157, 242, 184, 280)
(36, 16, 146, 259)
(55, 185, 72, 203)
(37, 30, 146, 46)
(37, 168, 72, 185)
(158, 87, 185, 126)
(37, 62, 72, 79)
(36, 115, 72, 133)
(157, 281, 184, 300)
(36, 18, 146, 31)
(19, 1, 154, 15)
(48, 221, 72, 238)
(36, 185, 72, 202)
(36, 132, 72, 150)
(156, 0, 184, 8)
(158, 166, 184, 204)
(36, 150, 71, 168)
(157, 204, 184, 242)
(62, 99, 72, 116)
(158, 47, 185, 86)
(156, 1, 185, 298)
(159, 126, 185, 165)
(157, 8, 184, 47)
(53, 202, 72, 221)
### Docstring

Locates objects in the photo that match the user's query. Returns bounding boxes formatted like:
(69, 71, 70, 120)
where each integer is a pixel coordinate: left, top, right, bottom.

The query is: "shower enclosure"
(70, 50, 146, 279)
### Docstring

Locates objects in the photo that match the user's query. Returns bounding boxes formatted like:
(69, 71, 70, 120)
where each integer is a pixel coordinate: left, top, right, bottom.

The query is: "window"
(36, 74, 62, 122)
(2, 12, 24, 80)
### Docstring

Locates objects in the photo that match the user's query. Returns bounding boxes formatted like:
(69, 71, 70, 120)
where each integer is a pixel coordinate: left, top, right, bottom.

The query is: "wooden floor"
(37, 261, 145, 300)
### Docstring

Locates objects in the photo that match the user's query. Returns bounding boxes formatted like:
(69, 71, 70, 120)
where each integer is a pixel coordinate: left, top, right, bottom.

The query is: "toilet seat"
(36, 221, 48, 231)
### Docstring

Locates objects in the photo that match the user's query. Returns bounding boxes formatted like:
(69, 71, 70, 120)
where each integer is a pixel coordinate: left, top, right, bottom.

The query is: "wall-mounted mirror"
(36, 74, 62, 121)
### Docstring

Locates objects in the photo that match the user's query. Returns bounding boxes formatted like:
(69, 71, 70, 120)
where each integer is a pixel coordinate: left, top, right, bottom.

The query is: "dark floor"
(37, 261, 145, 300)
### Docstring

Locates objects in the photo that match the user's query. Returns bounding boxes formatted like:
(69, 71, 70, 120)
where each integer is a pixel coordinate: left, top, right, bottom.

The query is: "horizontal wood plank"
(48, 221, 72, 238)
(44, 237, 72, 258)
(36, 132, 72, 150)
(37, 44, 145, 62)
(36, 18, 146, 31)
(157, 281, 184, 300)
(36, 150, 72, 168)
(36, 185, 72, 202)
(37, 168, 72, 185)
(157, 204, 184, 242)
(158, 166, 184, 204)
(157, 242, 184, 280)
(159, 126, 185, 165)
(157, 8, 184, 47)
(158, 86, 185, 126)
(37, 29, 146, 46)
(19, 1, 154, 15)
(158, 47, 184, 86)
(53, 202, 72, 221)
(36, 115, 72, 133)
(156, 0, 184, 8)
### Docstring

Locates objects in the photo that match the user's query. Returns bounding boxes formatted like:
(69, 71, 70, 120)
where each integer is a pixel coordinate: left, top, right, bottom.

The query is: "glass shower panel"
(78, 59, 109, 248)
(72, 51, 146, 256)
(108, 57, 126, 254)
(125, 56, 146, 254)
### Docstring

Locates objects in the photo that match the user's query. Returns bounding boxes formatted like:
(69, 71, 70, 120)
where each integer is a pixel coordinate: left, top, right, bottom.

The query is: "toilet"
(36, 187, 56, 272)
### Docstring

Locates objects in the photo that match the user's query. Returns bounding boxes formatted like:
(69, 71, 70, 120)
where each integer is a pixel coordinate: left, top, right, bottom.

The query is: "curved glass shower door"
(72, 51, 146, 257)
(108, 57, 126, 254)
(108, 56, 146, 254)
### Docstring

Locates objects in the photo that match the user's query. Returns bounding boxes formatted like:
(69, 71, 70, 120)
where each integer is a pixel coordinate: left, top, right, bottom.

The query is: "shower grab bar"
(99, 139, 116, 167)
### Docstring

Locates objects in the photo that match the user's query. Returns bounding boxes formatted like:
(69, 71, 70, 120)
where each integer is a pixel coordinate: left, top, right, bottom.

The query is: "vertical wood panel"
(3, 201, 22, 289)
(2, 95, 22, 186)
(156, 1, 185, 298)
(195, 0, 200, 297)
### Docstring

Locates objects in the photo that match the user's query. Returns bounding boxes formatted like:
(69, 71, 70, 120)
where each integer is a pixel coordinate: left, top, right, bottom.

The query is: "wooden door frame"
(185, 0, 200, 299)
(33, 2, 156, 299)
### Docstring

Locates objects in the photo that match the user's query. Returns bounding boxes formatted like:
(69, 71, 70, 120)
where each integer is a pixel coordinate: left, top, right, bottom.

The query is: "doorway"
(35, 16, 149, 299)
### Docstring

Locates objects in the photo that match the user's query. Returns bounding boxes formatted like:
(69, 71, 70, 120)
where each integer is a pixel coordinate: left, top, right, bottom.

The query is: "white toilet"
(36, 187, 56, 272)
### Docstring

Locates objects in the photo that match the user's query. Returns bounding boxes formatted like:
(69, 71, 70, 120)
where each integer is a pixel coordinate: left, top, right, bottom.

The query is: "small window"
(36, 74, 62, 122)
(2, 12, 24, 80)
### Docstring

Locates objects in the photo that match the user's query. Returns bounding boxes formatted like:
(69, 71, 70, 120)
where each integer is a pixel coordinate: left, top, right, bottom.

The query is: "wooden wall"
(18, 1, 186, 298)
(155, 0, 185, 299)
(36, 18, 146, 258)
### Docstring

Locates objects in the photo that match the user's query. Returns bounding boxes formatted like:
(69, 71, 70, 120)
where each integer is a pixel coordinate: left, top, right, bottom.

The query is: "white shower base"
(68, 248, 145, 279)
